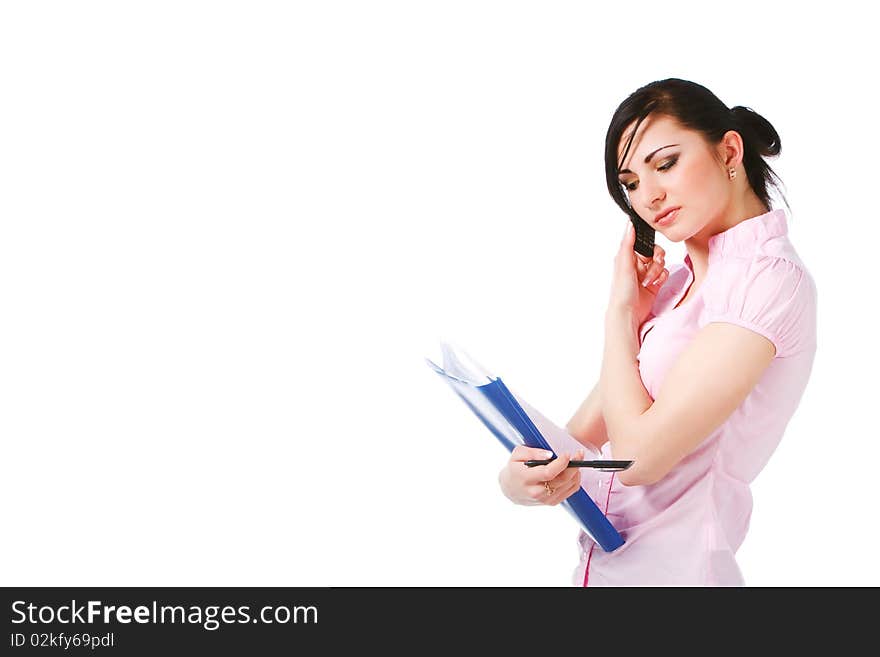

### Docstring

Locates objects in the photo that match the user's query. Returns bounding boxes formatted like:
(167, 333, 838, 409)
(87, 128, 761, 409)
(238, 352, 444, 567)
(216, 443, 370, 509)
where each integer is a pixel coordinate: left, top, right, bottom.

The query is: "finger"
(543, 451, 572, 479)
(524, 451, 571, 484)
(550, 449, 585, 486)
(641, 260, 667, 287)
(542, 452, 585, 504)
(652, 244, 666, 261)
(549, 467, 581, 490)
(548, 462, 579, 482)
(546, 476, 583, 506)
(640, 260, 663, 287)
(562, 453, 586, 489)
(570, 448, 587, 480)
(648, 269, 669, 291)
(635, 251, 653, 266)
(633, 234, 664, 266)
(562, 476, 584, 500)
(637, 245, 661, 263)
(561, 475, 585, 502)
(619, 221, 635, 253)
(523, 484, 548, 505)
(636, 247, 664, 270)
(511, 446, 554, 463)
(640, 247, 665, 283)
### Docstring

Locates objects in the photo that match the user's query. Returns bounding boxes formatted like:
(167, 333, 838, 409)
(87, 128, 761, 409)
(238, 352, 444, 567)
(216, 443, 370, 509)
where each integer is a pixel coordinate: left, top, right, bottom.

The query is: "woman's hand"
(608, 222, 669, 326)
(498, 446, 585, 506)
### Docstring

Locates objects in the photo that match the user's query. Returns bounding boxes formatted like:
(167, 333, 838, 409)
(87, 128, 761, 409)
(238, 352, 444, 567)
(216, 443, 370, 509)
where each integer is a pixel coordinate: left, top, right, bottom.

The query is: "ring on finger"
(543, 481, 555, 496)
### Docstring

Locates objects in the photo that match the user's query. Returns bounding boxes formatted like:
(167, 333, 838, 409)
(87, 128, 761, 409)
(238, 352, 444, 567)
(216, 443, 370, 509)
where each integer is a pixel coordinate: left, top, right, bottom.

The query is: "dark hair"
(604, 78, 787, 218)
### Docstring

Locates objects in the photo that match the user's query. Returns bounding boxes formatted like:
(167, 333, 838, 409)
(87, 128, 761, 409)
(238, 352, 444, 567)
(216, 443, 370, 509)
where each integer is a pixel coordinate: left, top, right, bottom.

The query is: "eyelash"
(622, 157, 678, 192)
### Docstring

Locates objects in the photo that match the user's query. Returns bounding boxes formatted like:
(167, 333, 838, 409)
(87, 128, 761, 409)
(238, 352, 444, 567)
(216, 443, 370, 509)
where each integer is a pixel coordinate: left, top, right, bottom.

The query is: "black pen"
(524, 459, 633, 471)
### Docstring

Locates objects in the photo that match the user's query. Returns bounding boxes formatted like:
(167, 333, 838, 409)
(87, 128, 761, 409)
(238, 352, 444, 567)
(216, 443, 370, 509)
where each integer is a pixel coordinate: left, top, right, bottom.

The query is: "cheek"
(676, 159, 713, 193)
(673, 159, 726, 213)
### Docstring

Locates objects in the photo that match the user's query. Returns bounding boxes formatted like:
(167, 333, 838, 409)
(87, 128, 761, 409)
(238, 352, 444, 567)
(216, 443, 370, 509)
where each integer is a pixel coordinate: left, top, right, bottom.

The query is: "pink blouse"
(573, 208, 817, 586)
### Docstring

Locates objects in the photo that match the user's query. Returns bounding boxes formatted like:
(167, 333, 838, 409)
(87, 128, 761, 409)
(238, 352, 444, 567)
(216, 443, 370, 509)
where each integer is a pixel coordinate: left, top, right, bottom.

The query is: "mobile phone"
(629, 211, 655, 259)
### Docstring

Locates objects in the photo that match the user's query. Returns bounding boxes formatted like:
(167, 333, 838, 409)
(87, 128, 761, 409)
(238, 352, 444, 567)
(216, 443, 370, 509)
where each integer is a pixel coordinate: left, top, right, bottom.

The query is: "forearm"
(565, 381, 609, 452)
(599, 308, 653, 463)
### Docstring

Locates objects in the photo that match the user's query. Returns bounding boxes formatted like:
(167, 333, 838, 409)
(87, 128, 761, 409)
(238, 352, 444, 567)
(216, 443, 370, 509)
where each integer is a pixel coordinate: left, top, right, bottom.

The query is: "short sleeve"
(700, 255, 817, 358)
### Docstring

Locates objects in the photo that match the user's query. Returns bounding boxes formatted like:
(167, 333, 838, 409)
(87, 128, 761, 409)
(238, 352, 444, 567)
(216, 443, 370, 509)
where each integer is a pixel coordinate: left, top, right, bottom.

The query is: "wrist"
(605, 305, 637, 330)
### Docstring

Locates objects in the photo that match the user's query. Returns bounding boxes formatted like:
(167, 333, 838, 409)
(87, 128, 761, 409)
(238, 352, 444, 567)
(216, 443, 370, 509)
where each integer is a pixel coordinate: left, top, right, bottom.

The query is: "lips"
(655, 207, 680, 226)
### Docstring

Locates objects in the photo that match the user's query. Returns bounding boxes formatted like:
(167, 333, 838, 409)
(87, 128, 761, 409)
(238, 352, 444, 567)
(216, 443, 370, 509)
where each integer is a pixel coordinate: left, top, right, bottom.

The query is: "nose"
(641, 181, 666, 214)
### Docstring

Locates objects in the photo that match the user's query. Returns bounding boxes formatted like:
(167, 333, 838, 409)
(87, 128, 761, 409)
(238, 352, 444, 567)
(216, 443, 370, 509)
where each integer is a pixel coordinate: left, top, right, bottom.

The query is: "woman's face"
(616, 114, 731, 241)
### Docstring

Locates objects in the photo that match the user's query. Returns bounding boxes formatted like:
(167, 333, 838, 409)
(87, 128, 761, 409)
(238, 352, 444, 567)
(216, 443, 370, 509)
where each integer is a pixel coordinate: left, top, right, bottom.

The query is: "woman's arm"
(599, 309, 653, 465)
(601, 307, 776, 487)
(565, 380, 609, 452)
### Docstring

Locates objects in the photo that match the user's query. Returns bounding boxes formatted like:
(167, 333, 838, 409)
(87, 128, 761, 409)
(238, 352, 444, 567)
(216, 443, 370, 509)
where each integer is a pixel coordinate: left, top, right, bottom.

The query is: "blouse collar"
(706, 207, 789, 263)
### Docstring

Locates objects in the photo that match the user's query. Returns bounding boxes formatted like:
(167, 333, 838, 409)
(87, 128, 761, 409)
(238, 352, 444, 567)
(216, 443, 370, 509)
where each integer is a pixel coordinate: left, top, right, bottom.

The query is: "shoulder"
(706, 244, 816, 306)
(701, 249, 817, 358)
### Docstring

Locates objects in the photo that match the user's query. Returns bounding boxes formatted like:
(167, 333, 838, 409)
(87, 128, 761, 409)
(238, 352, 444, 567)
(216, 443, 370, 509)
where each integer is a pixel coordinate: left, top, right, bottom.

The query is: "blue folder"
(426, 343, 625, 553)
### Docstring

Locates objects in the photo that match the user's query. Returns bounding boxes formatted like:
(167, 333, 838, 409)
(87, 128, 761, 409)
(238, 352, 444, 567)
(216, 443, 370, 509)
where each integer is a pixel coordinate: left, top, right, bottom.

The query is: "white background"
(0, 1, 875, 587)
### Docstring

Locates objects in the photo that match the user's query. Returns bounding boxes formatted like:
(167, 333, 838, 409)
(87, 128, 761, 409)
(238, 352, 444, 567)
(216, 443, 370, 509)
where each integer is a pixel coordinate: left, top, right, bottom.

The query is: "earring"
(728, 167, 737, 180)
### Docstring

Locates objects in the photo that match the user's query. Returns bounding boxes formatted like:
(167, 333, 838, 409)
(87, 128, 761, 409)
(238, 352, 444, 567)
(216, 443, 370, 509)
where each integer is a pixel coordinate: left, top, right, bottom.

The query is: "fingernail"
(642, 278, 652, 287)
(543, 451, 554, 459)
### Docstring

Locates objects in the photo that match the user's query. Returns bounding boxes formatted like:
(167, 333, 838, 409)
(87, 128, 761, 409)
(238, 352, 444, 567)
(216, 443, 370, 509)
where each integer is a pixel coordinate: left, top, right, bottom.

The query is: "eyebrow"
(618, 144, 679, 176)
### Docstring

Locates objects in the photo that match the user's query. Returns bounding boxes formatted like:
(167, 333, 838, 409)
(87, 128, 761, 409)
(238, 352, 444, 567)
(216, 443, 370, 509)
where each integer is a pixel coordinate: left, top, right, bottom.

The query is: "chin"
(663, 222, 700, 242)
(657, 227, 685, 243)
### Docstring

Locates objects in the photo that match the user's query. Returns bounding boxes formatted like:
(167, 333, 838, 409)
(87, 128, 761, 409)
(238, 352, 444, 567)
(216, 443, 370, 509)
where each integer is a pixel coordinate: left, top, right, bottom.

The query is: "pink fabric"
(573, 208, 817, 586)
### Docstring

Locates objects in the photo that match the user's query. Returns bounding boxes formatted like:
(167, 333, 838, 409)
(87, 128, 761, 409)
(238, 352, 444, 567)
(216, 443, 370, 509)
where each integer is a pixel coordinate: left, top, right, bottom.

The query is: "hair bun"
(731, 105, 781, 157)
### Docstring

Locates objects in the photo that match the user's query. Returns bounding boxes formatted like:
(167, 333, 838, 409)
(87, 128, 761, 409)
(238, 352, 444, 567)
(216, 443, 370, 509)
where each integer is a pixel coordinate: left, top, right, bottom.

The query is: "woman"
(497, 78, 817, 586)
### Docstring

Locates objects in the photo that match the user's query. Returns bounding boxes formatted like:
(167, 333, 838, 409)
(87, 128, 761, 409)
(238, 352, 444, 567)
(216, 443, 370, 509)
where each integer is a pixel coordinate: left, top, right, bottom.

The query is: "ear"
(718, 129, 745, 169)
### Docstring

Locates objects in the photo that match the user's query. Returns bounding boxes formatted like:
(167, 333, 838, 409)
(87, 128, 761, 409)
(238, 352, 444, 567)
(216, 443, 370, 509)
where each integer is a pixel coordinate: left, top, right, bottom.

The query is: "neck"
(683, 191, 769, 285)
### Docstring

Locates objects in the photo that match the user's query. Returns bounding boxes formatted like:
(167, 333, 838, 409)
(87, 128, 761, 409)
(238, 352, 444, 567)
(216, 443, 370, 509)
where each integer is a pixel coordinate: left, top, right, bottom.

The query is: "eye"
(620, 157, 679, 192)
